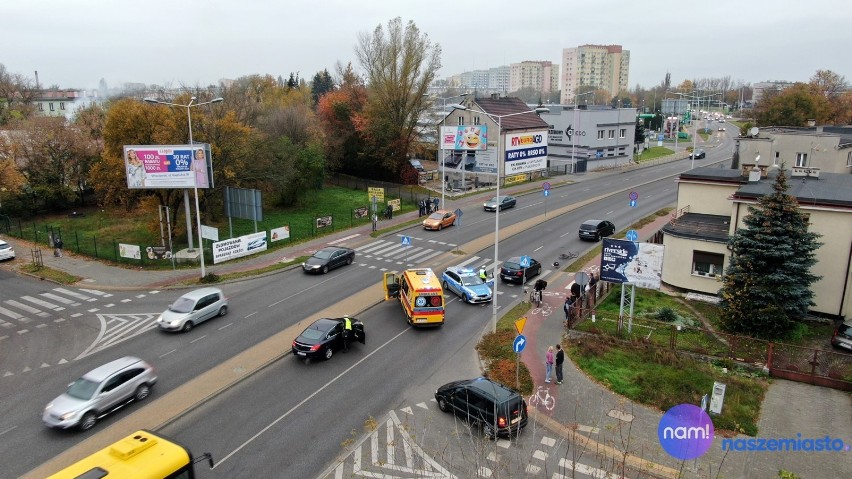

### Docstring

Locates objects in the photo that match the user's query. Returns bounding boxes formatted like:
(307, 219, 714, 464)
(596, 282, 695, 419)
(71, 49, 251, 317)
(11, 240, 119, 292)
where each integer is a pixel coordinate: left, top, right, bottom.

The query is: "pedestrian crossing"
(354, 236, 458, 268)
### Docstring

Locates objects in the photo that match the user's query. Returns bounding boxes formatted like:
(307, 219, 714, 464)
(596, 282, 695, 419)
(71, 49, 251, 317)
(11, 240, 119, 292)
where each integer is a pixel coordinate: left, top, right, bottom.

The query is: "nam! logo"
(658, 404, 715, 460)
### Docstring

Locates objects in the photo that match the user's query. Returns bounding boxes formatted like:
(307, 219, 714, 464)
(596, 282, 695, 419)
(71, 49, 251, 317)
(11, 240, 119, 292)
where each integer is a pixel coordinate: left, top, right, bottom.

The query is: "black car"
(292, 317, 365, 360)
(578, 219, 615, 241)
(689, 149, 706, 159)
(435, 377, 528, 438)
(500, 256, 542, 283)
(483, 195, 517, 212)
(302, 246, 355, 274)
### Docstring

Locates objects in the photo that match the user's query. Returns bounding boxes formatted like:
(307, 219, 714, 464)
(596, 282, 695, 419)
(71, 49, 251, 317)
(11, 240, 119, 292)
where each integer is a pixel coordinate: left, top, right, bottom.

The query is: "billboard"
(600, 239, 665, 290)
(504, 130, 548, 174)
(212, 232, 268, 264)
(440, 126, 488, 151)
(440, 149, 497, 174)
(124, 144, 212, 189)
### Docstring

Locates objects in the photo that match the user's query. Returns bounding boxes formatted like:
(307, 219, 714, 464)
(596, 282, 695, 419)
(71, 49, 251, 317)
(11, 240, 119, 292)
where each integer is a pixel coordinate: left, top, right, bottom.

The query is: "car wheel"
(438, 223, 443, 231)
(346, 256, 353, 265)
(324, 347, 333, 360)
(322, 265, 329, 274)
(134, 384, 150, 401)
(218, 305, 228, 317)
(442, 280, 450, 291)
(182, 321, 194, 332)
(463, 293, 470, 303)
(79, 412, 96, 431)
(437, 397, 451, 412)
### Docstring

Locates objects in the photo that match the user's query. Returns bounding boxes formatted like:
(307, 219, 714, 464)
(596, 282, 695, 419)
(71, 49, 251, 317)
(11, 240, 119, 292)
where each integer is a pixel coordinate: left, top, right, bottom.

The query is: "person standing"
(342, 316, 353, 352)
(545, 345, 554, 383)
(555, 344, 565, 385)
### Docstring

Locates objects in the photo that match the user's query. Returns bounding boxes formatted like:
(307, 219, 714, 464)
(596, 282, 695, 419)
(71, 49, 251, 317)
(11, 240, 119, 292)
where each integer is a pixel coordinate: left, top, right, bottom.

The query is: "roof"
(471, 96, 549, 131)
(732, 169, 852, 208)
(83, 356, 145, 382)
(661, 213, 731, 243)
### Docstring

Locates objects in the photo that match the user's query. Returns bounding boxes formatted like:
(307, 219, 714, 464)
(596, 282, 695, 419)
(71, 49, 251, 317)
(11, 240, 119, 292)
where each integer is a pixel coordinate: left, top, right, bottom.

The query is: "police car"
(441, 266, 493, 304)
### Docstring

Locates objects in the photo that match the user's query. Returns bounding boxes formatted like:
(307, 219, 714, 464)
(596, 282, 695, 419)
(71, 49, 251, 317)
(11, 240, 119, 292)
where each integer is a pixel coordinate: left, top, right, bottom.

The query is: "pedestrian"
(432, 197, 440, 212)
(555, 344, 565, 384)
(342, 316, 353, 352)
(54, 237, 64, 257)
(563, 295, 574, 327)
(545, 345, 554, 383)
(479, 265, 488, 281)
(418, 199, 425, 217)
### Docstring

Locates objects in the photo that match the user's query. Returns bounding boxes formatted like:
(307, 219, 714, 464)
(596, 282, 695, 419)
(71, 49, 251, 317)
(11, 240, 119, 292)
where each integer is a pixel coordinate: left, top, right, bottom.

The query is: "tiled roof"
(471, 96, 549, 131)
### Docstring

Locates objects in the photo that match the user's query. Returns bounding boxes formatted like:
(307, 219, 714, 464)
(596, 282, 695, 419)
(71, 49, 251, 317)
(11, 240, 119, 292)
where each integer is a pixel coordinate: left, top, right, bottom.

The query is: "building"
(539, 105, 637, 170)
(509, 61, 559, 95)
(32, 89, 99, 119)
(447, 66, 510, 95)
(560, 45, 630, 105)
(737, 126, 852, 174)
(752, 81, 796, 104)
(661, 166, 852, 320)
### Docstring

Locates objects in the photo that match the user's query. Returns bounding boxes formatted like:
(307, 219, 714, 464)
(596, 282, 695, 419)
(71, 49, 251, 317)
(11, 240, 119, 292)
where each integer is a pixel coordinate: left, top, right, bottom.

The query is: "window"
(795, 152, 808, 167)
(60, 102, 65, 110)
(608, 129, 615, 139)
(847, 152, 852, 167)
(619, 128, 626, 139)
(774, 151, 780, 166)
(597, 130, 604, 140)
(49, 102, 55, 111)
(473, 115, 481, 125)
(692, 251, 724, 277)
(38, 103, 44, 111)
(456, 116, 463, 126)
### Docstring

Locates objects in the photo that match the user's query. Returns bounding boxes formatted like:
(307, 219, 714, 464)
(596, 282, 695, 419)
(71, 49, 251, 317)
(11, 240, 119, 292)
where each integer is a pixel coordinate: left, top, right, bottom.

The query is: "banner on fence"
(145, 246, 172, 260)
(600, 239, 665, 289)
(271, 226, 290, 242)
(213, 231, 268, 264)
(119, 243, 141, 260)
(387, 199, 401, 211)
(368, 187, 385, 202)
(316, 216, 332, 229)
(201, 224, 219, 242)
(354, 206, 368, 218)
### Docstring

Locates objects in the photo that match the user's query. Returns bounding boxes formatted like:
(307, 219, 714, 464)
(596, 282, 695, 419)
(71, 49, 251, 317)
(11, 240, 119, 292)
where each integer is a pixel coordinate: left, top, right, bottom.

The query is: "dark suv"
(500, 256, 541, 283)
(435, 377, 528, 438)
(578, 219, 615, 241)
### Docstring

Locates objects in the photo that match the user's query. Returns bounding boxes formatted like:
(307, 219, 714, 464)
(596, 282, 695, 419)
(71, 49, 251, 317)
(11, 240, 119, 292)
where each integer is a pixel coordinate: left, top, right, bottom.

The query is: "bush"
(476, 329, 517, 360)
(484, 358, 533, 396)
(656, 306, 679, 322)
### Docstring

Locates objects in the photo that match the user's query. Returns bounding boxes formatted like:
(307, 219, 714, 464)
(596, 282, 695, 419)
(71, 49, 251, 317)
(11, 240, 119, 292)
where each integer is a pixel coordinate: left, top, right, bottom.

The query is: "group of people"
(417, 198, 440, 217)
(545, 344, 565, 384)
(563, 273, 597, 328)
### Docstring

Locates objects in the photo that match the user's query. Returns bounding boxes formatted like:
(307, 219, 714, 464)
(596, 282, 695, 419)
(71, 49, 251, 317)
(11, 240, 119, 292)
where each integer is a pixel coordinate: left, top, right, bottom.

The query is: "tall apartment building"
(560, 44, 630, 104)
(446, 66, 510, 94)
(509, 61, 559, 94)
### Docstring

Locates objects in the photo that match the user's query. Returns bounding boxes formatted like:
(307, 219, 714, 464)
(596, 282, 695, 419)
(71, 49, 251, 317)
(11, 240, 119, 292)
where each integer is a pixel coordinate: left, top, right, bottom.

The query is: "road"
(4, 135, 734, 478)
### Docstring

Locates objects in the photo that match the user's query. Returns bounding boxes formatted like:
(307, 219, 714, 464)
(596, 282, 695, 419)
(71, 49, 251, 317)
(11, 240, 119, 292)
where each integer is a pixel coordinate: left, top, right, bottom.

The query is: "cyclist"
(531, 279, 547, 306)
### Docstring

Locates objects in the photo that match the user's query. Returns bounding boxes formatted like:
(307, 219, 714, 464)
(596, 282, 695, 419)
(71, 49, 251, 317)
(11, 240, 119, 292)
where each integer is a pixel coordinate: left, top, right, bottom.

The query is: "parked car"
(441, 266, 493, 303)
(435, 377, 528, 438)
(500, 256, 542, 283)
(578, 219, 615, 241)
(291, 317, 366, 360)
(423, 210, 457, 231)
(718, 127, 726, 131)
(831, 320, 852, 352)
(483, 195, 516, 212)
(689, 149, 706, 159)
(156, 287, 229, 332)
(0, 239, 15, 261)
(43, 356, 157, 431)
(302, 246, 355, 274)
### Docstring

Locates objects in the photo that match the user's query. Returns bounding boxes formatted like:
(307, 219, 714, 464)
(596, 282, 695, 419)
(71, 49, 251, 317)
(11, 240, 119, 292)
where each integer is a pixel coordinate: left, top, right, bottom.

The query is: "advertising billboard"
(212, 232, 268, 264)
(124, 144, 212, 189)
(600, 239, 665, 289)
(440, 149, 497, 174)
(504, 130, 548, 174)
(440, 126, 488, 151)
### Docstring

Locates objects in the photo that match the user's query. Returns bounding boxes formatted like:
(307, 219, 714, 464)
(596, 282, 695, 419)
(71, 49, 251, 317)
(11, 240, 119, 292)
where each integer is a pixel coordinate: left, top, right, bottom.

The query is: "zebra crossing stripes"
(39, 292, 80, 307)
(0, 287, 126, 331)
(21, 295, 65, 311)
(5, 300, 50, 317)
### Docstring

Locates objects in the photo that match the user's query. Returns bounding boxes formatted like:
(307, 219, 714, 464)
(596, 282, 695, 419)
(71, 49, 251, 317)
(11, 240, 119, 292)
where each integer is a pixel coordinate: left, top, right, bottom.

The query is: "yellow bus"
(383, 268, 445, 327)
(47, 430, 213, 479)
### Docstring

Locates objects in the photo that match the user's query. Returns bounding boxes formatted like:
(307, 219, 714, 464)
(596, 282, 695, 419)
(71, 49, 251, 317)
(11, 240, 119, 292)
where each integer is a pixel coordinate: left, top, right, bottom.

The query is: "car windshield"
(428, 213, 443, 220)
(301, 327, 326, 340)
(838, 324, 852, 339)
(66, 377, 99, 400)
(313, 249, 334, 260)
(169, 297, 195, 313)
(461, 274, 485, 286)
(580, 224, 597, 231)
(489, 196, 503, 203)
(503, 261, 520, 269)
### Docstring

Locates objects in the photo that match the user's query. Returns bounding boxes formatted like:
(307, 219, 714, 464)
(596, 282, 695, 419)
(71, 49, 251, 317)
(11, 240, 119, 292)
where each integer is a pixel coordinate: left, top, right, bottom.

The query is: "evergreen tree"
(718, 167, 822, 339)
(634, 119, 645, 146)
(310, 69, 335, 106)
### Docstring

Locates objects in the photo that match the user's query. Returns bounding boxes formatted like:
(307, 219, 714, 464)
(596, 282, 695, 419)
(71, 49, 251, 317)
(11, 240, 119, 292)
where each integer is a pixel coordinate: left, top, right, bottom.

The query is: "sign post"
(513, 334, 527, 390)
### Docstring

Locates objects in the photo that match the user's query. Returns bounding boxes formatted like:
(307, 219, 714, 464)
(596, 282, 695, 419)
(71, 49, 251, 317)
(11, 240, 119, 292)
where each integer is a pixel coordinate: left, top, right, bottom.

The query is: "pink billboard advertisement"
(124, 144, 212, 189)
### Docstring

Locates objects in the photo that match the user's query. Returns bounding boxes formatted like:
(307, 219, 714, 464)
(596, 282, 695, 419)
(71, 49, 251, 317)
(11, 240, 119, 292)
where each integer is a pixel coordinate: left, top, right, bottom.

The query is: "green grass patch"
(635, 146, 675, 162)
(566, 335, 766, 436)
(19, 264, 82, 284)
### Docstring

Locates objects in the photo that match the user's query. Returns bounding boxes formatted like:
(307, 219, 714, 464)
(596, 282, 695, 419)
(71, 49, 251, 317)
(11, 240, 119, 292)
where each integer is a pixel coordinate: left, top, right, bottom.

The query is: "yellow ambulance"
(383, 268, 445, 327)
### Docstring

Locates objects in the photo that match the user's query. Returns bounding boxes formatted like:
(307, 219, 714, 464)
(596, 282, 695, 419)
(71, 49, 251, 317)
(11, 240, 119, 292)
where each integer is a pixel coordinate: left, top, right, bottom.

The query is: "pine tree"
(718, 167, 822, 339)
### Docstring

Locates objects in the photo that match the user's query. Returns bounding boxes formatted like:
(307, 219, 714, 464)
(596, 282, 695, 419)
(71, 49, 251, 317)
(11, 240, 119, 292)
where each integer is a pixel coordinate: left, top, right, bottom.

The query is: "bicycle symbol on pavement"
(529, 386, 556, 411)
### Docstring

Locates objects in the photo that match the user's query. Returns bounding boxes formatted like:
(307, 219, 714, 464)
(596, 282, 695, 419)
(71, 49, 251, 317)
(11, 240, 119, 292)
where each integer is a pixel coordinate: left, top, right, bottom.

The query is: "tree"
(634, 119, 645, 146)
(718, 167, 822, 339)
(753, 83, 831, 127)
(354, 17, 441, 179)
(311, 69, 335, 106)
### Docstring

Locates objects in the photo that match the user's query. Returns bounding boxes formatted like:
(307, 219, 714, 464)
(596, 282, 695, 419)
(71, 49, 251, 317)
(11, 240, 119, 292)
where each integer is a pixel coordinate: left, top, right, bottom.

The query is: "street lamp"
(449, 103, 550, 333)
(143, 96, 223, 279)
(427, 92, 470, 208)
(572, 92, 594, 172)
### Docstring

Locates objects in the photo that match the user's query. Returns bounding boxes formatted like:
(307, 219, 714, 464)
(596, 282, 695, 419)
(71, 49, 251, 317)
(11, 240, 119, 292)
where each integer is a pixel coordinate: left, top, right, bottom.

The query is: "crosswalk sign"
(401, 236, 412, 246)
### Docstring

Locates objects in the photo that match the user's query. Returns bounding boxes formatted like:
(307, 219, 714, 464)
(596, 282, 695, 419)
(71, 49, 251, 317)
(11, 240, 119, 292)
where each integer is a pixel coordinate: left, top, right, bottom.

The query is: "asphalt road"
(4, 136, 734, 478)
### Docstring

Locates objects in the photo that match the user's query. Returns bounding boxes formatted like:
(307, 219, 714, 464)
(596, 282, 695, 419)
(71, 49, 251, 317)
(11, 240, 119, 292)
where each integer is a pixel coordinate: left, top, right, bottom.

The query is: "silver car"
(157, 287, 228, 332)
(43, 356, 157, 431)
(0, 239, 15, 261)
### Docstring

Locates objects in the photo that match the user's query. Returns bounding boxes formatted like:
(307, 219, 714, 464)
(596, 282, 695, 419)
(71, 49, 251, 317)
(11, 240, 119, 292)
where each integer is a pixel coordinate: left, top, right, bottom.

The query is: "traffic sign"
(519, 255, 531, 268)
(542, 182, 551, 191)
(629, 199, 637, 208)
(626, 230, 638, 241)
(401, 236, 412, 246)
(515, 316, 527, 335)
(543, 189, 550, 197)
(629, 191, 639, 201)
(513, 335, 527, 353)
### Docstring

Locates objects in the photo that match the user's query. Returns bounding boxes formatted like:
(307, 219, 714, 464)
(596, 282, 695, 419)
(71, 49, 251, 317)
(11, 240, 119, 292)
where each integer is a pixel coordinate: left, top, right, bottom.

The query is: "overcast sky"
(2, 0, 849, 92)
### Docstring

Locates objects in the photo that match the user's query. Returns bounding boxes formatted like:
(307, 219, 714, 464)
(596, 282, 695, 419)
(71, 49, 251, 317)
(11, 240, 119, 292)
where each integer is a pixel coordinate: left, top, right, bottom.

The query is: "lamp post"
(449, 103, 550, 333)
(428, 93, 470, 208)
(572, 91, 594, 173)
(143, 96, 223, 279)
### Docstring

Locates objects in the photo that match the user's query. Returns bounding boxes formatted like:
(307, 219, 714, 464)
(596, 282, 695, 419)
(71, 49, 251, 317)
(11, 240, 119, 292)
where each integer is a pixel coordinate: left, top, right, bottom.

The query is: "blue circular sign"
(542, 182, 551, 191)
(513, 335, 527, 353)
(629, 191, 639, 201)
(626, 230, 638, 241)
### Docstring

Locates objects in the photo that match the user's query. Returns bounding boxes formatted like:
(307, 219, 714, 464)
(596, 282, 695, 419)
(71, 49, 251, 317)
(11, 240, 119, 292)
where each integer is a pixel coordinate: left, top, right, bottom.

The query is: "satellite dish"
(749, 127, 759, 137)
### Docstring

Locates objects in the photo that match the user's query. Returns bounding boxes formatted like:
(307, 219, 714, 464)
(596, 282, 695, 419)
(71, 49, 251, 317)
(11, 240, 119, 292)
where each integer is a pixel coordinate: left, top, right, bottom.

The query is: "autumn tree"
(0, 64, 38, 124)
(809, 69, 849, 124)
(718, 167, 822, 339)
(753, 83, 832, 127)
(311, 69, 335, 106)
(355, 17, 441, 179)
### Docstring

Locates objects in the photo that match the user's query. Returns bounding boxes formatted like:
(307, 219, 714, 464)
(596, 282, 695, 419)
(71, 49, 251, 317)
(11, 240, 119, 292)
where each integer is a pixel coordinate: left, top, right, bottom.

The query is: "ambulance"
(383, 268, 445, 327)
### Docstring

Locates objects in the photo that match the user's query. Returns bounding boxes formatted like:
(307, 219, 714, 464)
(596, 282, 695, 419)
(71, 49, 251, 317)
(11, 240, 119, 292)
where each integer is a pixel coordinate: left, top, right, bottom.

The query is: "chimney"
(491, 93, 500, 100)
(748, 166, 762, 182)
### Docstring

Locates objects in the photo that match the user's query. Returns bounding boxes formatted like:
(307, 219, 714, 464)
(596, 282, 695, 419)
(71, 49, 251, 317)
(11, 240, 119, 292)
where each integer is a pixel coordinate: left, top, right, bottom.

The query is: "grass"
(634, 146, 675, 162)
(18, 263, 81, 284)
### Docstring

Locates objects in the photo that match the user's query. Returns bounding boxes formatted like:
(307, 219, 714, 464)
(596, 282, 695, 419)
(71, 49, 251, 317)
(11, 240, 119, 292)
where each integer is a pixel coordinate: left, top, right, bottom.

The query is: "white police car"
(441, 266, 493, 304)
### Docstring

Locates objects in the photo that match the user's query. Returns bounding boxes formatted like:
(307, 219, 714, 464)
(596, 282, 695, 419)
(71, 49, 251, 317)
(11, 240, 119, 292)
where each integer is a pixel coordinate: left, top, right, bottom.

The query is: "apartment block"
(560, 44, 630, 104)
(509, 61, 559, 94)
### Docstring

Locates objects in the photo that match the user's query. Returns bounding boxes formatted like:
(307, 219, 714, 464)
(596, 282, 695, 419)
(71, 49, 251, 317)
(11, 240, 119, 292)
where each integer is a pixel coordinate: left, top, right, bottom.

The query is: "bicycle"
(529, 289, 542, 308)
(559, 251, 578, 260)
(528, 386, 555, 411)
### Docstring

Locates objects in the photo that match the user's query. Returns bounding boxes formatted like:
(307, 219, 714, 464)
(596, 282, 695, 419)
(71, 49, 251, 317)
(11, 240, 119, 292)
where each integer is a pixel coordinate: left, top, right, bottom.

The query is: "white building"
(509, 61, 559, 95)
(539, 105, 637, 170)
(560, 44, 630, 105)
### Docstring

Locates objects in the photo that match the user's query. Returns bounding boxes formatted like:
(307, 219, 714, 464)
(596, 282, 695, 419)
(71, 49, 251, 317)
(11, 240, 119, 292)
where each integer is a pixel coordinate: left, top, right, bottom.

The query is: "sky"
(2, 0, 850, 92)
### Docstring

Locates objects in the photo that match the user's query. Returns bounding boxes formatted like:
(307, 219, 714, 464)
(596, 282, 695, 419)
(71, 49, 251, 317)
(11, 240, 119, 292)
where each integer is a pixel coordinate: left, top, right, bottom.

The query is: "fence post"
(670, 325, 677, 349)
(766, 342, 774, 370)
(93, 236, 98, 259)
